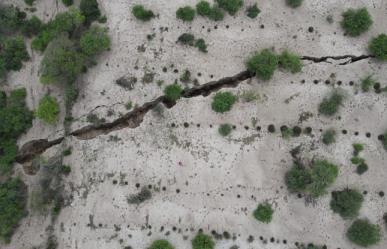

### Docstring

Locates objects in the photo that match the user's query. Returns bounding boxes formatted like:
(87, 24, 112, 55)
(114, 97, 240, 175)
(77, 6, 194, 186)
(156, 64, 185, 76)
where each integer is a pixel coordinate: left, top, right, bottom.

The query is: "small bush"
(286, 0, 303, 8)
(346, 219, 381, 247)
(24, 0, 36, 6)
(369, 34, 387, 61)
(195, 39, 208, 53)
(218, 123, 232, 136)
(164, 84, 183, 101)
(62, 0, 73, 7)
(128, 186, 151, 204)
(36, 95, 60, 124)
(318, 91, 344, 116)
(196, 1, 212, 16)
(308, 160, 338, 197)
(246, 49, 278, 80)
(353, 143, 364, 156)
(0, 5, 24, 35)
(21, 16, 43, 37)
(285, 164, 311, 192)
(356, 163, 368, 175)
(176, 6, 196, 22)
(80, 0, 101, 24)
(253, 203, 273, 223)
(351, 157, 364, 165)
(322, 129, 336, 145)
(80, 26, 110, 56)
(246, 4, 260, 19)
(216, 0, 243, 16)
(208, 6, 224, 21)
(211, 92, 237, 113)
(360, 75, 377, 92)
(177, 33, 195, 46)
(0, 178, 27, 242)
(0, 36, 29, 73)
(278, 50, 302, 73)
(132, 5, 155, 21)
(192, 233, 215, 249)
(330, 189, 363, 219)
(341, 8, 372, 36)
(148, 239, 175, 249)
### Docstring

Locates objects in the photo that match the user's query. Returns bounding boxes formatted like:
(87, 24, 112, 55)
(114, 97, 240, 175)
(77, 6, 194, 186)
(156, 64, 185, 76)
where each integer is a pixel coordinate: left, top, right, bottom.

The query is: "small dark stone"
(308, 26, 314, 32)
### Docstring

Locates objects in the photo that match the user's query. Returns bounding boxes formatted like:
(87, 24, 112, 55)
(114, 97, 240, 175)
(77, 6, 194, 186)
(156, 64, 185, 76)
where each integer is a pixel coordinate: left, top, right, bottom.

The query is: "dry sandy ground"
(2, 0, 387, 248)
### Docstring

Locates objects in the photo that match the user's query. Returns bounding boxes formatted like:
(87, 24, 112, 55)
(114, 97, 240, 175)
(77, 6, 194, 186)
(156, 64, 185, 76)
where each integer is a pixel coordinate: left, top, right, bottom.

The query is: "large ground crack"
(15, 53, 373, 163)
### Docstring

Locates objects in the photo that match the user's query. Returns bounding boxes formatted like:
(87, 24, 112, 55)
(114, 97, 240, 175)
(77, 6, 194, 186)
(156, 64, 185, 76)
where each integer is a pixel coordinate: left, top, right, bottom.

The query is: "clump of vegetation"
(383, 213, 387, 229)
(80, 26, 110, 56)
(62, 0, 73, 7)
(350, 143, 368, 175)
(195, 39, 208, 53)
(330, 189, 363, 219)
(176, 6, 196, 22)
(318, 91, 344, 116)
(177, 33, 208, 53)
(216, 0, 243, 16)
(80, 0, 101, 24)
(192, 233, 215, 249)
(285, 160, 339, 197)
(246, 4, 260, 19)
(322, 129, 336, 145)
(352, 143, 364, 156)
(382, 131, 387, 151)
(369, 34, 387, 61)
(361, 75, 377, 92)
(21, 16, 43, 37)
(286, 0, 303, 8)
(0, 36, 29, 78)
(0, 178, 27, 242)
(127, 186, 152, 204)
(341, 8, 372, 36)
(0, 5, 24, 35)
(196, 1, 224, 21)
(36, 95, 60, 124)
(148, 239, 175, 249)
(218, 123, 232, 136)
(246, 49, 279, 80)
(278, 50, 302, 73)
(253, 203, 273, 223)
(132, 5, 155, 21)
(346, 219, 381, 247)
(24, 0, 36, 6)
(356, 163, 368, 175)
(211, 92, 237, 113)
(164, 84, 183, 102)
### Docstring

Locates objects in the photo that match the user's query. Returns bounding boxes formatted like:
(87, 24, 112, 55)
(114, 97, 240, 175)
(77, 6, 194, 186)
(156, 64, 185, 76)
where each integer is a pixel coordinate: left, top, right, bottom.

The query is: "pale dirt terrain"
(2, 0, 387, 249)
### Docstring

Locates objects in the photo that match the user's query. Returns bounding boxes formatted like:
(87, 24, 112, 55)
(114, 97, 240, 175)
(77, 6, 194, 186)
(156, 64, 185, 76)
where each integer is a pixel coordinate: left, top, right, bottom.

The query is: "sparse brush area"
(330, 189, 363, 219)
(177, 33, 208, 53)
(350, 143, 368, 175)
(196, 1, 225, 21)
(218, 123, 232, 136)
(0, 178, 27, 243)
(176, 6, 196, 22)
(285, 160, 339, 197)
(215, 0, 243, 16)
(127, 186, 152, 204)
(36, 95, 60, 124)
(253, 203, 273, 223)
(211, 92, 237, 113)
(148, 239, 175, 249)
(318, 91, 344, 116)
(286, 0, 303, 8)
(164, 84, 183, 101)
(322, 129, 336, 145)
(361, 75, 377, 92)
(192, 233, 215, 249)
(246, 49, 279, 80)
(369, 34, 387, 61)
(346, 219, 381, 247)
(132, 5, 155, 21)
(341, 8, 372, 36)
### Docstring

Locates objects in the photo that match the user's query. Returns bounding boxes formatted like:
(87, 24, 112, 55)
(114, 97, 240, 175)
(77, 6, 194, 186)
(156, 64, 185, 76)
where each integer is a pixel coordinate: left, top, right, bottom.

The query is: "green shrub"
(62, 0, 73, 7)
(346, 219, 381, 247)
(148, 239, 175, 249)
(36, 95, 60, 124)
(278, 50, 302, 73)
(0, 91, 6, 108)
(0, 5, 24, 35)
(216, 0, 243, 16)
(330, 189, 363, 219)
(21, 16, 43, 37)
(353, 143, 364, 156)
(285, 164, 311, 192)
(308, 160, 339, 197)
(80, 26, 110, 56)
(132, 5, 155, 21)
(195, 39, 208, 53)
(246, 4, 260, 19)
(211, 92, 237, 113)
(0, 36, 29, 72)
(246, 49, 279, 80)
(361, 75, 377, 92)
(369, 34, 387, 61)
(127, 187, 151, 204)
(341, 8, 372, 36)
(196, 1, 212, 16)
(208, 6, 225, 21)
(80, 0, 101, 24)
(218, 123, 232, 136)
(177, 33, 195, 46)
(0, 139, 17, 174)
(0, 178, 27, 242)
(322, 129, 336, 145)
(253, 203, 273, 223)
(318, 91, 344, 116)
(286, 0, 303, 8)
(192, 233, 215, 249)
(176, 6, 196, 22)
(164, 84, 183, 101)
(40, 35, 85, 84)
(356, 163, 368, 175)
(351, 157, 364, 165)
